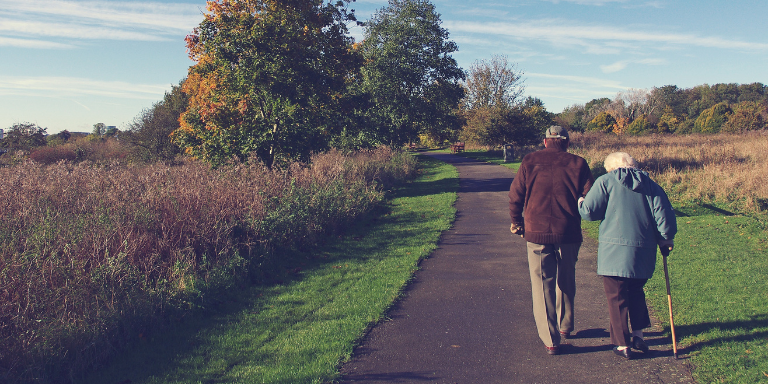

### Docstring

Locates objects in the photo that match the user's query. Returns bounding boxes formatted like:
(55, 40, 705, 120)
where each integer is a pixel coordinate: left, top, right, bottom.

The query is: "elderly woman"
(578, 152, 677, 359)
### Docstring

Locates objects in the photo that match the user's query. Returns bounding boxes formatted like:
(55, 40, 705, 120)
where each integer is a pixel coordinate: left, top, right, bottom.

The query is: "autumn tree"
(173, 0, 361, 167)
(358, 0, 465, 146)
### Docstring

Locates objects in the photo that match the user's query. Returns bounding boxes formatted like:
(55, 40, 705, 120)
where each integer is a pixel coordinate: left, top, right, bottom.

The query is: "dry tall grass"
(570, 131, 768, 213)
(0, 147, 417, 382)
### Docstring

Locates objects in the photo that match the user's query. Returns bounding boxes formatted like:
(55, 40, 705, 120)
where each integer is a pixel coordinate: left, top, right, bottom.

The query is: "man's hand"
(510, 223, 524, 237)
(578, 196, 585, 206)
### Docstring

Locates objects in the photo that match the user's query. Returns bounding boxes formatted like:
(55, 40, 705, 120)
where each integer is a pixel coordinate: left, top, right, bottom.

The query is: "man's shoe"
(546, 346, 560, 355)
(632, 336, 649, 352)
(560, 331, 570, 339)
(613, 346, 632, 360)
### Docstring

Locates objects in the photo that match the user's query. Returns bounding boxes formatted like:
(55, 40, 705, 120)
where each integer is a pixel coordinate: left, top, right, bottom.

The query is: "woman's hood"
(612, 168, 652, 193)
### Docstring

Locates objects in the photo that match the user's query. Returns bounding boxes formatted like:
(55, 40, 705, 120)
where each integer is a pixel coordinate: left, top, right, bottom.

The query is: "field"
(3, 131, 767, 383)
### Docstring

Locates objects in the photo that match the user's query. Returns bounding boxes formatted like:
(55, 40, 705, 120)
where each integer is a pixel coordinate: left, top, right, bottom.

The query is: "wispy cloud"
(0, 36, 74, 49)
(445, 19, 768, 53)
(0, 76, 169, 100)
(0, 19, 169, 41)
(542, 0, 628, 5)
(600, 58, 666, 73)
(0, 0, 201, 48)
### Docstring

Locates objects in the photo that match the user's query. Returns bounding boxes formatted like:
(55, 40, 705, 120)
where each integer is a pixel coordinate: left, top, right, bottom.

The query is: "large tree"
(359, 0, 465, 146)
(173, 0, 361, 167)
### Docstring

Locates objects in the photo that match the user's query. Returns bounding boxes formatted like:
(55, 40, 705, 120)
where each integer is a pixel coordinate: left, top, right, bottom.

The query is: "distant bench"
(450, 142, 465, 153)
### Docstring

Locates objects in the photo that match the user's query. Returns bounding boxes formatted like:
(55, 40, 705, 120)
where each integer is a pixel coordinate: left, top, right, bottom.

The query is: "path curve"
(338, 152, 693, 384)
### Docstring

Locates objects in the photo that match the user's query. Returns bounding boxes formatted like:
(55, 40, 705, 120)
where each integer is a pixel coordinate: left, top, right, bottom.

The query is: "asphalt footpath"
(338, 152, 694, 384)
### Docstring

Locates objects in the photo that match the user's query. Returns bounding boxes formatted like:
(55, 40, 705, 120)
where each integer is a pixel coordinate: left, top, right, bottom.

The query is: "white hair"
(604, 152, 638, 173)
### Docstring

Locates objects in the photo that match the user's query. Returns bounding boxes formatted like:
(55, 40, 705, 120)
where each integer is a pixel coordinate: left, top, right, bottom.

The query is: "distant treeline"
(555, 82, 768, 135)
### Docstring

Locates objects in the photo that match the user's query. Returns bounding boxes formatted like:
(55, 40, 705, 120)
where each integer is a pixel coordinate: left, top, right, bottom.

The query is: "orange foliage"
(612, 116, 630, 135)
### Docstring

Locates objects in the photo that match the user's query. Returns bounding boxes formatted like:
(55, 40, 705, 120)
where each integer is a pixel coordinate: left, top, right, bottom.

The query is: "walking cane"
(661, 245, 678, 359)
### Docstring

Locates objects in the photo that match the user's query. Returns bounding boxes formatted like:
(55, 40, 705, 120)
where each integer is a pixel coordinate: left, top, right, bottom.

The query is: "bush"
(29, 146, 77, 164)
(694, 102, 732, 133)
(586, 112, 616, 132)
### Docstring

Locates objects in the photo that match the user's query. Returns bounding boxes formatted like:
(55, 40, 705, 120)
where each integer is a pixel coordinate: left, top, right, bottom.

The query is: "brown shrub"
(28, 146, 77, 164)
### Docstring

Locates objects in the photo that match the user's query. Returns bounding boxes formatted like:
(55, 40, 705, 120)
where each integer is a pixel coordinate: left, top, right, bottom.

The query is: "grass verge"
(78, 155, 459, 384)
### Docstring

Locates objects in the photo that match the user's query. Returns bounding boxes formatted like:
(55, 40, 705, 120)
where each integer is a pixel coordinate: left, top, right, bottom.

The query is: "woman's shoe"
(632, 336, 649, 352)
(613, 346, 632, 359)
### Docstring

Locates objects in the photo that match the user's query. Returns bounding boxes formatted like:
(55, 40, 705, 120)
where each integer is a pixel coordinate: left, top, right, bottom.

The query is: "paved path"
(339, 152, 693, 384)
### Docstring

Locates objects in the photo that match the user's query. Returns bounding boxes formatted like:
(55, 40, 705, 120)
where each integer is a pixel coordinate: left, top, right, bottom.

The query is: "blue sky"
(1, 0, 766, 134)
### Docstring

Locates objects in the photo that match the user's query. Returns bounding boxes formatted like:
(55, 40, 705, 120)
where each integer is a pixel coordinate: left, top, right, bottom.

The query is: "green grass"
(78, 156, 459, 384)
(645, 213, 768, 384)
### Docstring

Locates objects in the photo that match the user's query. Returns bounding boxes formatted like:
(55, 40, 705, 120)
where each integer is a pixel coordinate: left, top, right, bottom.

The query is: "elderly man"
(508, 125, 594, 355)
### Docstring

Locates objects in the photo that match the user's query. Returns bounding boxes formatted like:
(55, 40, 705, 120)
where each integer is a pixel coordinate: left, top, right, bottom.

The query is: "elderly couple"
(508, 126, 677, 359)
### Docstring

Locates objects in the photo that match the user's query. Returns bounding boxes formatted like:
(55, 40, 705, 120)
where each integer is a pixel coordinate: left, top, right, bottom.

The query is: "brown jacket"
(509, 147, 594, 244)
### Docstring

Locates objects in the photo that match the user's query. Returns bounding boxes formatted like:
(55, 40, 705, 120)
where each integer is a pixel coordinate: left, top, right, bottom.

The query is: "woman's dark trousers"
(602, 276, 651, 347)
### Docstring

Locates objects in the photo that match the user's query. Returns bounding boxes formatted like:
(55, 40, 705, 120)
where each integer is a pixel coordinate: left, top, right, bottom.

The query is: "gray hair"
(604, 152, 638, 173)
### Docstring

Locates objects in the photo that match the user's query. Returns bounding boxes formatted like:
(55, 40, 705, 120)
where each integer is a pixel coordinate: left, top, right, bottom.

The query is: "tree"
(1, 122, 47, 152)
(581, 97, 611, 125)
(358, 0, 465, 146)
(650, 85, 686, 117)
(721, 101, 767, 133)
(460, 97, 548, 148)
(518, 98, 554, 144)
(462, 55, 524, 110)
(459, 55, 534, 147)
(125, 81, 188, 162)
(173, 0, 361, 167)
(105, 126, 120, 138)
(694, 102, 732, 133)
(587, 112, 617, 132)
(555, 104, 586, 132)
(737, 82, 768, 104)
(657, 107, 683, 133)
(92, 123, 107, 137)
(624, 115, 652, 135)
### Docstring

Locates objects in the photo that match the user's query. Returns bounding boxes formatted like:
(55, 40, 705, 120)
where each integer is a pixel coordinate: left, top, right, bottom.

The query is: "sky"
(1, 0, 766, 134)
